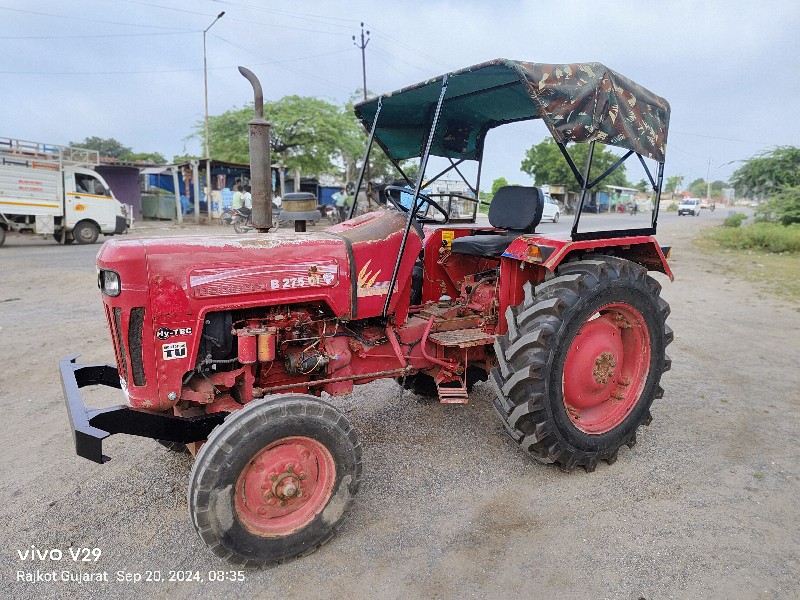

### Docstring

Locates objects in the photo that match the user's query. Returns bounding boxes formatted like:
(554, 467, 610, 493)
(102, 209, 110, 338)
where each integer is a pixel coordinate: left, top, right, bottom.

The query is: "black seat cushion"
(450, 234, 514, 258)
(451, 186, 544, 258)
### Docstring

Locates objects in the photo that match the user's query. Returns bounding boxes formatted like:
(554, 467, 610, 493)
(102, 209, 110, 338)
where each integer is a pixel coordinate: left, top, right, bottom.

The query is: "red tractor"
(62, 59, 673, 566)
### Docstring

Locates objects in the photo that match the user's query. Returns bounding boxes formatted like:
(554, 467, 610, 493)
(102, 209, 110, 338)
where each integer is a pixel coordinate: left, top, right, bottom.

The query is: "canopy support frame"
(382, 74, 450, 319)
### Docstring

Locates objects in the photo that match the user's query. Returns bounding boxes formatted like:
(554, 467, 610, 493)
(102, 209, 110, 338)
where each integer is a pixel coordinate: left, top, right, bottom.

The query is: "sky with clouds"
(1, 0, 798, 192)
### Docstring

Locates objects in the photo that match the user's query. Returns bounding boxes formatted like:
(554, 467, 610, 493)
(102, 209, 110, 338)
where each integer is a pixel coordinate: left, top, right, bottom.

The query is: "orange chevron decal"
(357, 260, 382, 288)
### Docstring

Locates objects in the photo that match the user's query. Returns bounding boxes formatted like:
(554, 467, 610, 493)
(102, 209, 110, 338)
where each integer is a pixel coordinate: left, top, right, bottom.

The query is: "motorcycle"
(231, 207, 254, 233)
(225, 204, 283, 232)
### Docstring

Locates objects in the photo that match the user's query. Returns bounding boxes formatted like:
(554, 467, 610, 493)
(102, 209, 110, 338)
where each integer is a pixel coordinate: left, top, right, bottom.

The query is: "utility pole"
(706, 157, 712, 202)
(353, 22, 372, 208)
(353, 22, 370, 101)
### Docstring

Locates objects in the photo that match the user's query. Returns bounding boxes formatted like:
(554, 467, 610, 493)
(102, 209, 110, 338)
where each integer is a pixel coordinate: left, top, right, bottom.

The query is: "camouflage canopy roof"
(354, 58, 670, 164)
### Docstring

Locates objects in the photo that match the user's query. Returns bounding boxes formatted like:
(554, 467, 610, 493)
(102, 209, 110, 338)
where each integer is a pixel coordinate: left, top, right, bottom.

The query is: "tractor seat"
(451, 186, 544, 258)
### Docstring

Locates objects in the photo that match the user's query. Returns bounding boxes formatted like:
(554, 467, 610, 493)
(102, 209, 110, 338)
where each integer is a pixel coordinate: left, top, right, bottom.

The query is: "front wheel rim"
(234, 436, 336, 537)
(562, 303, 651, 434)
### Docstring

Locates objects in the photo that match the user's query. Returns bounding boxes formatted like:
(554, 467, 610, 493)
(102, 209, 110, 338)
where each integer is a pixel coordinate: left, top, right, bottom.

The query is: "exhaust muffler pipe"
(238, 66, 272, 231)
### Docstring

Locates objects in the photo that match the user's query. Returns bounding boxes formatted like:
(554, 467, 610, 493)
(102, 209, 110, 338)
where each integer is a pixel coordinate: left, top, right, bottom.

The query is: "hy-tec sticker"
(157, 326, 193, 340)
(162, 342, 187, 360)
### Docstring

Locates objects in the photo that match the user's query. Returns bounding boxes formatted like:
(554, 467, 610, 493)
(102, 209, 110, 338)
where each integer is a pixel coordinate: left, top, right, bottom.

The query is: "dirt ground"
(1, 211, 798, 600)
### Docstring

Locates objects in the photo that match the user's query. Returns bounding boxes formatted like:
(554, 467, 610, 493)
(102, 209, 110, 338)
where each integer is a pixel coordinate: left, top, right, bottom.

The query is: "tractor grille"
(128, 307, 146, 386)
(111, 307, 129, 383)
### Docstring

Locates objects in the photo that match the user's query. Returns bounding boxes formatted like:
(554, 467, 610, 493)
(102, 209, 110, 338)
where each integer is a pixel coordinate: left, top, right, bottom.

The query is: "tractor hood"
(97, 231, 354, 320)
(96, 210, 421, 323)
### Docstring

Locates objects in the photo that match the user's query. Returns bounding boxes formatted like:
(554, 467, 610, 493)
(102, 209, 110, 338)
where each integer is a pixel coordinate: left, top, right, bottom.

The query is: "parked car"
(678, 197, 701, 216)
(542, 193, 561, 222)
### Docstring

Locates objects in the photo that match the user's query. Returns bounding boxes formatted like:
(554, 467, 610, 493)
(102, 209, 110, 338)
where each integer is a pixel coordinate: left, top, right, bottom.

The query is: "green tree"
(341, 92, 398, 186)
(665, 175, 684, 199)
(172, 153, 200, 164)
(635, 178, 650, 193)
(204, 96, 347, 175)
(688, 178, 707, 197)
(732, 147, 800, 224)
(122, 151, 167, 164)
(520, 138, 629, 193)
(491, 177, 509, 194)
(69, 137, 132, 158)
(730, 147, 800, 198)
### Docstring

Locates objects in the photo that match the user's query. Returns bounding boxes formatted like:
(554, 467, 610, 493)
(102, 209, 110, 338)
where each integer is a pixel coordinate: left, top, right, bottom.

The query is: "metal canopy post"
(651, 160, 665, 231)
(382, 74, 449, 318)
(556, 141, 585, 188)
(570, 141, 595, 240)
(348, 97, 382, 220)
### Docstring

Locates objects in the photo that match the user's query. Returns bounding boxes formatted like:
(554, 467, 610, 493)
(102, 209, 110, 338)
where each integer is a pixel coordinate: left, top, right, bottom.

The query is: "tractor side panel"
(332, 210, 423, 319)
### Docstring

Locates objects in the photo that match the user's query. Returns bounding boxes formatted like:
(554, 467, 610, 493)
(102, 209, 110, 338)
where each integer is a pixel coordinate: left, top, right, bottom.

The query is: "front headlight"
(100, 269, 121, 296)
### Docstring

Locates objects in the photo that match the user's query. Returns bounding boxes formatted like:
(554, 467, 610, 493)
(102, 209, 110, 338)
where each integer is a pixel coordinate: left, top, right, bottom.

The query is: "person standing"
(333, 186, 348, 222)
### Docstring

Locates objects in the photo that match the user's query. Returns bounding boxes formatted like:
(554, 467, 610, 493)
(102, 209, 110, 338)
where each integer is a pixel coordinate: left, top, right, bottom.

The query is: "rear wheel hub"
(563, 303, 650, 434)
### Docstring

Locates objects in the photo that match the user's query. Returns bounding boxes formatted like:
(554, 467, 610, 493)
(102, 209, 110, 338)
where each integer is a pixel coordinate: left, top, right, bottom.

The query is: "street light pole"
(203, 11, 225, 160)
(202, 11, 224, 224)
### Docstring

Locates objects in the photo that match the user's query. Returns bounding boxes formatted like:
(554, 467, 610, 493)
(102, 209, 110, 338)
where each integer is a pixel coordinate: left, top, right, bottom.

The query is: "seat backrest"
(488, 186, 544, 233)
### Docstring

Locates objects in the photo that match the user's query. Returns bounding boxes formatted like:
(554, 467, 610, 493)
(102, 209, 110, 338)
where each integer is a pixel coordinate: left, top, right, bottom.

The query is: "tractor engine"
(180, 305, 351, 415)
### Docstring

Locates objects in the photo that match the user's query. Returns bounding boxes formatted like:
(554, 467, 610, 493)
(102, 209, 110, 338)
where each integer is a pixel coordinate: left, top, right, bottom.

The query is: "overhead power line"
(0, 5, 194, 31)
(112, 0, 219, 17)
(671, 130, 773, 146)
(0, 47, 353, 76)
(0, 31, 196, 40)
(213, 0, 357, 27)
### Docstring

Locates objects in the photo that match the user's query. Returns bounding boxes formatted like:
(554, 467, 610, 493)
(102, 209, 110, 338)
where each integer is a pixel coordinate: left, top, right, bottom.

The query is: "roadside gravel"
(1, 211, 798, 599)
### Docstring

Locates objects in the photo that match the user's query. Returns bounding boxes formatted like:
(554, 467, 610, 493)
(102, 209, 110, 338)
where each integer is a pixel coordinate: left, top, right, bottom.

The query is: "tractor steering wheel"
(383, 185, 449, 224)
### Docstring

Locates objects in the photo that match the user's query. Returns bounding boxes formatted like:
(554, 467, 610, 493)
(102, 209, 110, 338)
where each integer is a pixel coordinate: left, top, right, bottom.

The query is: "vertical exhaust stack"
(238, 66, 272, 231)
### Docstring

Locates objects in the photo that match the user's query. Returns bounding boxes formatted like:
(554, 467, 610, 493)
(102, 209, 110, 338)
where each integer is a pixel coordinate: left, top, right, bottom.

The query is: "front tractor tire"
(492, 256, 672, 472)
(188, 394, 362, 566)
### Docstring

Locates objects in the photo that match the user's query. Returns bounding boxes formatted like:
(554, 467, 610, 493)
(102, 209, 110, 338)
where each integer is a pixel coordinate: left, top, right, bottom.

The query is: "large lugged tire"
(188, 394, 362, 566)
(492, 255, 672, 472)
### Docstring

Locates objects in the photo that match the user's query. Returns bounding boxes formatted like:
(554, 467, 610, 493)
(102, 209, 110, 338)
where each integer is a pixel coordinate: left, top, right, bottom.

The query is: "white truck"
(0, 137, 129, 246)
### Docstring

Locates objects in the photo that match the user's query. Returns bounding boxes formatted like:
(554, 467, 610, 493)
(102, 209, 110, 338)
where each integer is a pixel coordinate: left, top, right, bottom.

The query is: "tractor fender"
(502, 235, 673, 281)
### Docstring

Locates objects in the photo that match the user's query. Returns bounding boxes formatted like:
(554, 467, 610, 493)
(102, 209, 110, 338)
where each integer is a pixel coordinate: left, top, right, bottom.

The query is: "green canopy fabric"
(354, 58, 670, 164)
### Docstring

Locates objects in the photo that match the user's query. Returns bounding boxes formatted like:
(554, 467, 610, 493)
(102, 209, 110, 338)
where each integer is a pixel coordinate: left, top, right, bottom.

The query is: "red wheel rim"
(234, 436, 336, 537)
(562, 303, 651, 434)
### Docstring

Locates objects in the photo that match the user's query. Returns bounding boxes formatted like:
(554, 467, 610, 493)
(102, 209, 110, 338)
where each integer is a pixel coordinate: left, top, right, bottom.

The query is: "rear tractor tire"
(491, 255, 672, 472)
(188, 394, 362, 566)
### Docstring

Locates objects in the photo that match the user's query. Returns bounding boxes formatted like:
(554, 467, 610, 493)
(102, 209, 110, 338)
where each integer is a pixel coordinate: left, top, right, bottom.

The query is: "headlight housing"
(99, 269, 121, 296)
